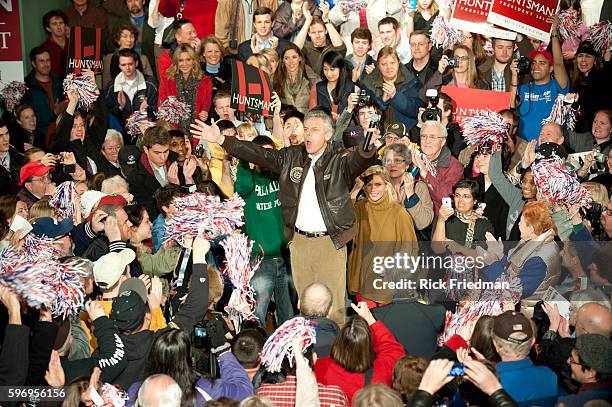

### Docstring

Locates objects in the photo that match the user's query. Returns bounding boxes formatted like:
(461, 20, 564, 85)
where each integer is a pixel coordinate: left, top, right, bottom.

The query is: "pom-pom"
(220, 233, 260, 329)
(0, 246, 55, 308)
(480, 273, 523, 303)
(462, 110, 509, 153)
(92, 383, 128, 407)
(48, 261, 87, 318)
(0, 81, 28, 113)
(430, 16, 464, 48)
(542, 94, 579, 131)
(412, 147, 437, 177)
(260, 317, 317, 373)
(125, 110, 155, 139)
(157, 96, 191, 126)
(558, 10, 583, 43)
(50, 181, 77, 221)
(588, 21, 612, 54)
(336, 0, 368, 12)
(532, 156, 592, 208)
(164, 193, 245, 245)
(438, 300, 503, 345)
(63, 73, 100, 109)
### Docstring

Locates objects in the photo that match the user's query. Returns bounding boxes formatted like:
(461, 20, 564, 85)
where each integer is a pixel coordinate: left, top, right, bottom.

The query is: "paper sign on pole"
(450, 0, 517, 40)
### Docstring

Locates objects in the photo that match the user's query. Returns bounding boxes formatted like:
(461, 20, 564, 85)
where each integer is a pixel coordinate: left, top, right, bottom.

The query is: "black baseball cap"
(110, 288, 147, 333)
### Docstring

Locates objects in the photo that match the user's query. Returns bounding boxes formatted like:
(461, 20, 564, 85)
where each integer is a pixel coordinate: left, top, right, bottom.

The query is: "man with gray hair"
(137, 374, 182, 407)
(413, 120, 463, 215)
(192, 110, 378, 324)
(96, 129, 124, 177)
(299, 283, 338, 357)
(101, 175, 134, 203)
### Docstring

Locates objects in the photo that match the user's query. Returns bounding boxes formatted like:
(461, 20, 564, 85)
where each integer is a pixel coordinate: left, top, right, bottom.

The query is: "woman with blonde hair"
(260, 48, 280, 75)
(159, 44, 213, 135)
(348, 165, 419, 306)
(424, 44, 488, 95)
(201, 35, 232, 92)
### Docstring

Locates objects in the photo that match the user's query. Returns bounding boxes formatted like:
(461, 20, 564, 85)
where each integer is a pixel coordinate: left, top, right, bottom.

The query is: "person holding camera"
(423, 45, 488, 96)
(360, 46, 426, 132)
(511, 15, 569, 143)
(478, 36, 533, 93)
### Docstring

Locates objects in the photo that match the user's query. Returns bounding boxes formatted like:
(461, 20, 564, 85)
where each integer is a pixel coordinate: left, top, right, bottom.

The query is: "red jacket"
(419, 146, 464, 216)
(158, 75, 213, 119)
(314, 321, 405, 403)
(158, 0, 217, 39)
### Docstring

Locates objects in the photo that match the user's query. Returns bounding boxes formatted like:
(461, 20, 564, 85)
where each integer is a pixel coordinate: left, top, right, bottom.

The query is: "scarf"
(176, 73, 198, 135)
(286, 70, 306, 98)
(455, 210, 476, 248)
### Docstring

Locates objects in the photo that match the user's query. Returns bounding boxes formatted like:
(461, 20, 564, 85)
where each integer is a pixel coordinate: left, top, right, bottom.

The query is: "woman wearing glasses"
(423, 44, 488, 96)
(382, 144, 434, 236)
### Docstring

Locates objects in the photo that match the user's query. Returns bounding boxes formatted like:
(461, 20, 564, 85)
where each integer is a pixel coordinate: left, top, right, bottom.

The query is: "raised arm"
(320, 2, 344, 47)
(549, 15, 568, 89)
(294, 2, 313, 49)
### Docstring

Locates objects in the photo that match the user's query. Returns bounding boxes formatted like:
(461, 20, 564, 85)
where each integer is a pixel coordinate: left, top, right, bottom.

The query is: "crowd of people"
(0, 0, 611, 406)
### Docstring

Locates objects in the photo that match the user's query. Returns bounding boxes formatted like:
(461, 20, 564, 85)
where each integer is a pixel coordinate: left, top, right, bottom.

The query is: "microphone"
(363, 112, 380, 152)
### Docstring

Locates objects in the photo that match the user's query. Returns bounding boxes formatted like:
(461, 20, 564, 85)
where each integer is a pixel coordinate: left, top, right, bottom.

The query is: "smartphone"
(408, 166, 420, 177)
(448, 363, 465, 376)
(194, 326, 207, 338)
(442, 197, 452, 207)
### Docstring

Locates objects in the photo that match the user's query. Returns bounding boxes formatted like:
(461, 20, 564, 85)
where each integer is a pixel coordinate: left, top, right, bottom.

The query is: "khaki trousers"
(289, 233, 347, 325)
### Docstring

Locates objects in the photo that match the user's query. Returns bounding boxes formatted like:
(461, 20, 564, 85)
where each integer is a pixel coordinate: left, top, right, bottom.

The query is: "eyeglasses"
(605, 208, 612, 216)
(31, 174, 51, 183)
(453, 55, 470, 61)
(421, 134, 445, 141)
(384, 159, 406, 165)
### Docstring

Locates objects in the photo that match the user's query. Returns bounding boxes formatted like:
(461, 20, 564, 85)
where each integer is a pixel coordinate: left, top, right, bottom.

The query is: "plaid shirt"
(491, 68, 506, 92)
(257, 375, 349, 407)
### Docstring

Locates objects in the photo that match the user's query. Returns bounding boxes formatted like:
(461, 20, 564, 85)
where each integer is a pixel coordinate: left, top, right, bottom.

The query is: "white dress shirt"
(294, 153, 327, 233)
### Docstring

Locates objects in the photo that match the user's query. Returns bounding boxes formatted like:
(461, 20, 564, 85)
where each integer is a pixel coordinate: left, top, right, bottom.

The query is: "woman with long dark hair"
(309, 50, 355, 120)
(273, 43, 319, 113)
(131, 329, 253, 406)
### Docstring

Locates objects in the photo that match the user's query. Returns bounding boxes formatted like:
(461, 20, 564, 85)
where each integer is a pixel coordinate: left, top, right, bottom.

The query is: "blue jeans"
(251, 257, 294, 325)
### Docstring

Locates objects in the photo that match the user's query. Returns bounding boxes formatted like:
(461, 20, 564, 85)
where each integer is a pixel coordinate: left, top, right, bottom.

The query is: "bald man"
(299, 283, 338, 358)
(137, 374, 182, 407)
(538, 122, 565, 145)
(575, 303, 612, 337)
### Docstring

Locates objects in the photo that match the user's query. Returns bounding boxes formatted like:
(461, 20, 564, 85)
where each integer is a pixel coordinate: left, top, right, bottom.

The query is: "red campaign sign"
(0, 0, 23, 61)
(487, 0, 560, 42)
(441, 86, 511, 126)
(450, 0, 516, 40)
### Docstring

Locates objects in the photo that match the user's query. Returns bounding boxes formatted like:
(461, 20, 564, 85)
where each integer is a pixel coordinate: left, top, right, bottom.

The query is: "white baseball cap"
(93, 249, 136, 289)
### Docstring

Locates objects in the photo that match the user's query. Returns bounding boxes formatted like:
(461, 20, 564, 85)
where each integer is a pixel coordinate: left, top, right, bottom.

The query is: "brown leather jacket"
(222, 136, 376, 248)
(214, 0, 279, 53)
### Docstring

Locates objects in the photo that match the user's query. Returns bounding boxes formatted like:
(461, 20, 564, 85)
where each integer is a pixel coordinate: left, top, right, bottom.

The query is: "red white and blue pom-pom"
(157, 96, 191, 126)
(532, 156, 592, 209)
(462, 110, 509, 153)
(0, 81, 28, 113)
(588, 21, 612, 54)
(438, 300, 503, 345)
(91, 383, 128, 407)
(22, 233, 64, 260)
(63, 73, 100, 109)
(480, 273, 523, 303)
(337, 0, 368, 13)
(260, 317, 317, 373)
(430, 16, 464, 49)
(558, 10, 583, 43)
(412, 147, 437, 177)
(542, 94, 579, 131)
(50, 181, 77, 221)
(221, 233, 261, 330)
(164, 193, 245, 245)
(125, 111, 155, 138)
(48, 261, 87, 318)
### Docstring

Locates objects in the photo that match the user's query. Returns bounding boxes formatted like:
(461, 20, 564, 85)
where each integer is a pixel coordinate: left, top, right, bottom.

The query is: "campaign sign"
(230, 60, 272, 117)
(450, 0, 517, 40)
(487, 0, 560, 42)
(67, 26, 104, 74)
(441, 86, 511, 126)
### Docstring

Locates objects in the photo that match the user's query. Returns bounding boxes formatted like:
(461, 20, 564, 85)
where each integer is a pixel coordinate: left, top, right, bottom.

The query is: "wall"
(20, 0, 72, 75)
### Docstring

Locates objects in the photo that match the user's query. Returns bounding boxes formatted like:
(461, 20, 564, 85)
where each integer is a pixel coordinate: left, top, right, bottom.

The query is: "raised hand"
(167, 162, 180, 185)
(350, 301, 376, 325)
(191, 119, 224, 144)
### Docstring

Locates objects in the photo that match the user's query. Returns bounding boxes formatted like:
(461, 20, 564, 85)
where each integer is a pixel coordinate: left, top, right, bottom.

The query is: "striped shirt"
(257, 375, 349, 407)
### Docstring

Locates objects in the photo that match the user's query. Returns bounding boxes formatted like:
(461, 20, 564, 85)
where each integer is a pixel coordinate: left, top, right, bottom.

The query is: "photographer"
(360, 47, 425, 132)
(414, 91, 463, 157)
(478, 37, 533, 92)
(331, 90, 380, 147)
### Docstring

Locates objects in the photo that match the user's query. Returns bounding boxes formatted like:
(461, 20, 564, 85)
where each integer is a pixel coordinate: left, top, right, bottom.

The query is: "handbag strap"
(176, 0, 186, 19)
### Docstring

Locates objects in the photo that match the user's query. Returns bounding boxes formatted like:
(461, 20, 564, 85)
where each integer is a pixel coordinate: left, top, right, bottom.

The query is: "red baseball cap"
(529, 50, 554, 65)
(85, 195, 128, 222)
(19, 162, 51, 186)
